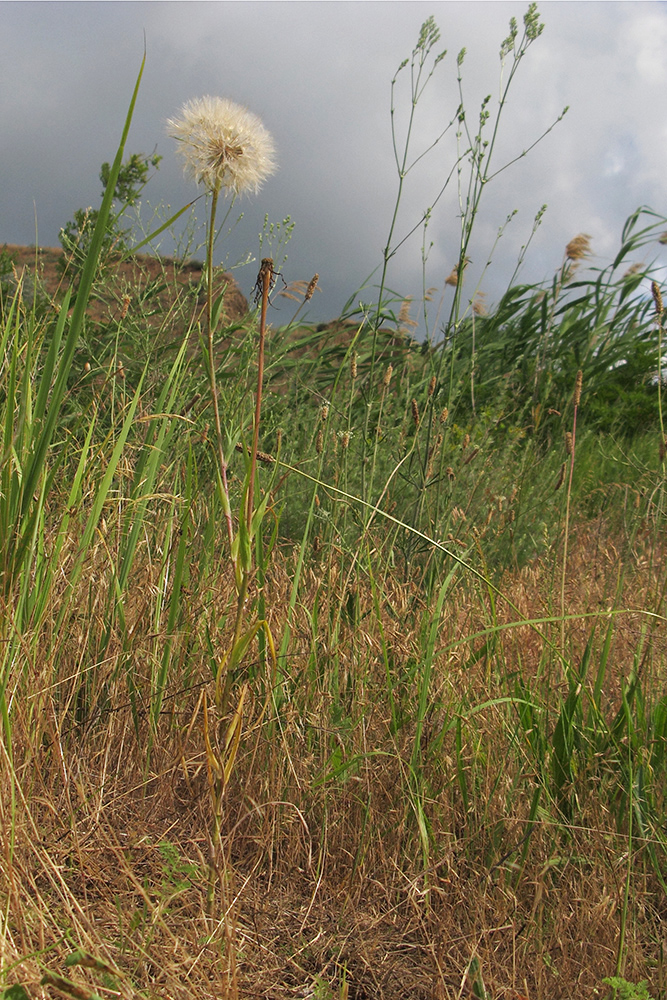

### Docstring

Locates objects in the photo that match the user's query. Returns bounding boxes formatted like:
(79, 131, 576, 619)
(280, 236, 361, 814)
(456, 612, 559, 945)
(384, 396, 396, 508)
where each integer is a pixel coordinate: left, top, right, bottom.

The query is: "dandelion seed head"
(167, 95, 277, 196)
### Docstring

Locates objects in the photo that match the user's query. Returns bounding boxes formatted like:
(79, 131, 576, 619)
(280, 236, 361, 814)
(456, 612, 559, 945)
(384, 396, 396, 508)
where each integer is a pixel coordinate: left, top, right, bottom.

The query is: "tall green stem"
(206, 187, 234, 552)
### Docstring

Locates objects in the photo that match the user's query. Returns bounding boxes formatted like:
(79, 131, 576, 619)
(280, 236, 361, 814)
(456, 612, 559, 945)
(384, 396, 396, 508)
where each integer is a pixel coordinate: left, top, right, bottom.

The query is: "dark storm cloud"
(1, 1, 666, 327)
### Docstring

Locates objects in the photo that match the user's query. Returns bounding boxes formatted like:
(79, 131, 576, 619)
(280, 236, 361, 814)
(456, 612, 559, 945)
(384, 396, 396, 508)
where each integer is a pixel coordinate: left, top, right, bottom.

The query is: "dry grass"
(2, 515, 666, 1000)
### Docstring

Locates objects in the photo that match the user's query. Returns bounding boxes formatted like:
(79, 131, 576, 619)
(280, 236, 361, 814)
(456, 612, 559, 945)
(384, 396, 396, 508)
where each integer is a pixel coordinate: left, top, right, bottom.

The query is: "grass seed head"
(554, 462, 566, 490)
(351, 353, 358, 380)
(398, 296, 418, 334)
(473, 292, 487, 316)
(565, 233, 592, 261)
(383, 363, 393, 388)
(428, 375, 436, 397)
(411, 398, 420, 427)
(167, 95, 277, 196)
(305, 274, 319, 301)
(316, 427, 324, 454)
(652, 280, 663, 315)
(565, 430, 573, 456)
(574, 369, 583, 407)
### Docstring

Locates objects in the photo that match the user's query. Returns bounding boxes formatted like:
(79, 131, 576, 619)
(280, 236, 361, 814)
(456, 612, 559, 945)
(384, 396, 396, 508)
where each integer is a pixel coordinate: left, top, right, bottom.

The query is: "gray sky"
(2, 1, 667, 329)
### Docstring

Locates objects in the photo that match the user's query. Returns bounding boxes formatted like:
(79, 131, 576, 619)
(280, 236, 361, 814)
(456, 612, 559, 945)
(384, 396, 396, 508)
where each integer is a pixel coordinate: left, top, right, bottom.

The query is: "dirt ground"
(1, 243, 249, 328)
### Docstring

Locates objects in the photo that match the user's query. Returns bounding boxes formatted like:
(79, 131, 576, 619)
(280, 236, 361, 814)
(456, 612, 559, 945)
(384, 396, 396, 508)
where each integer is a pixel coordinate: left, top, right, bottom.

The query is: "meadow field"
(2, 9, 667, 1000)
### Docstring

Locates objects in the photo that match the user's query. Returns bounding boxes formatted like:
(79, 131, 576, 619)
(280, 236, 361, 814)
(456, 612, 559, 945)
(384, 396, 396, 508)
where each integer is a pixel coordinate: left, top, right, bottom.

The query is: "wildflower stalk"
(167, 95, 277, 917)
(205, 186, 235, 551)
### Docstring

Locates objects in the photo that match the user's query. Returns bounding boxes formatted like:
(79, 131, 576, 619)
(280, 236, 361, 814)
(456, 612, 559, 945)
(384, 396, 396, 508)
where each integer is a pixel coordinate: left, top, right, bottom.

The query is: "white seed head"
(167, 95, 277, 196)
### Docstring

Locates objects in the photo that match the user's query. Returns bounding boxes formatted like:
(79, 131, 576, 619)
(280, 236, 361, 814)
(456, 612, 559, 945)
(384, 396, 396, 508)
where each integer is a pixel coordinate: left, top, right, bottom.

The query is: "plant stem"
(205, 187, 234, 552)
(245, 258, 272, 530)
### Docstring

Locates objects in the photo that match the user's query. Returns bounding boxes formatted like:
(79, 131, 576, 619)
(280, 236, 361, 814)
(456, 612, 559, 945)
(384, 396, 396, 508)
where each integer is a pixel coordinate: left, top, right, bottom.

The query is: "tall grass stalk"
(561, 369, 583, 649)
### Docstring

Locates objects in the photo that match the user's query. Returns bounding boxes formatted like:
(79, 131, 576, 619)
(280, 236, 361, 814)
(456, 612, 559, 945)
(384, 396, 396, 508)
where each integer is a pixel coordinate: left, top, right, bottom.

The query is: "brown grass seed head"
(351, 352, 358, 380)
(411, 399, 420, 427)
(383, 363, 393, 388)
(428, 374, 436, 397)
(565, 233, 592, 261)
(305, 274, 319, 301)
(652, 280, 663, 315)
(565, 430, 573, 456)
(574, 369, 583, 407)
